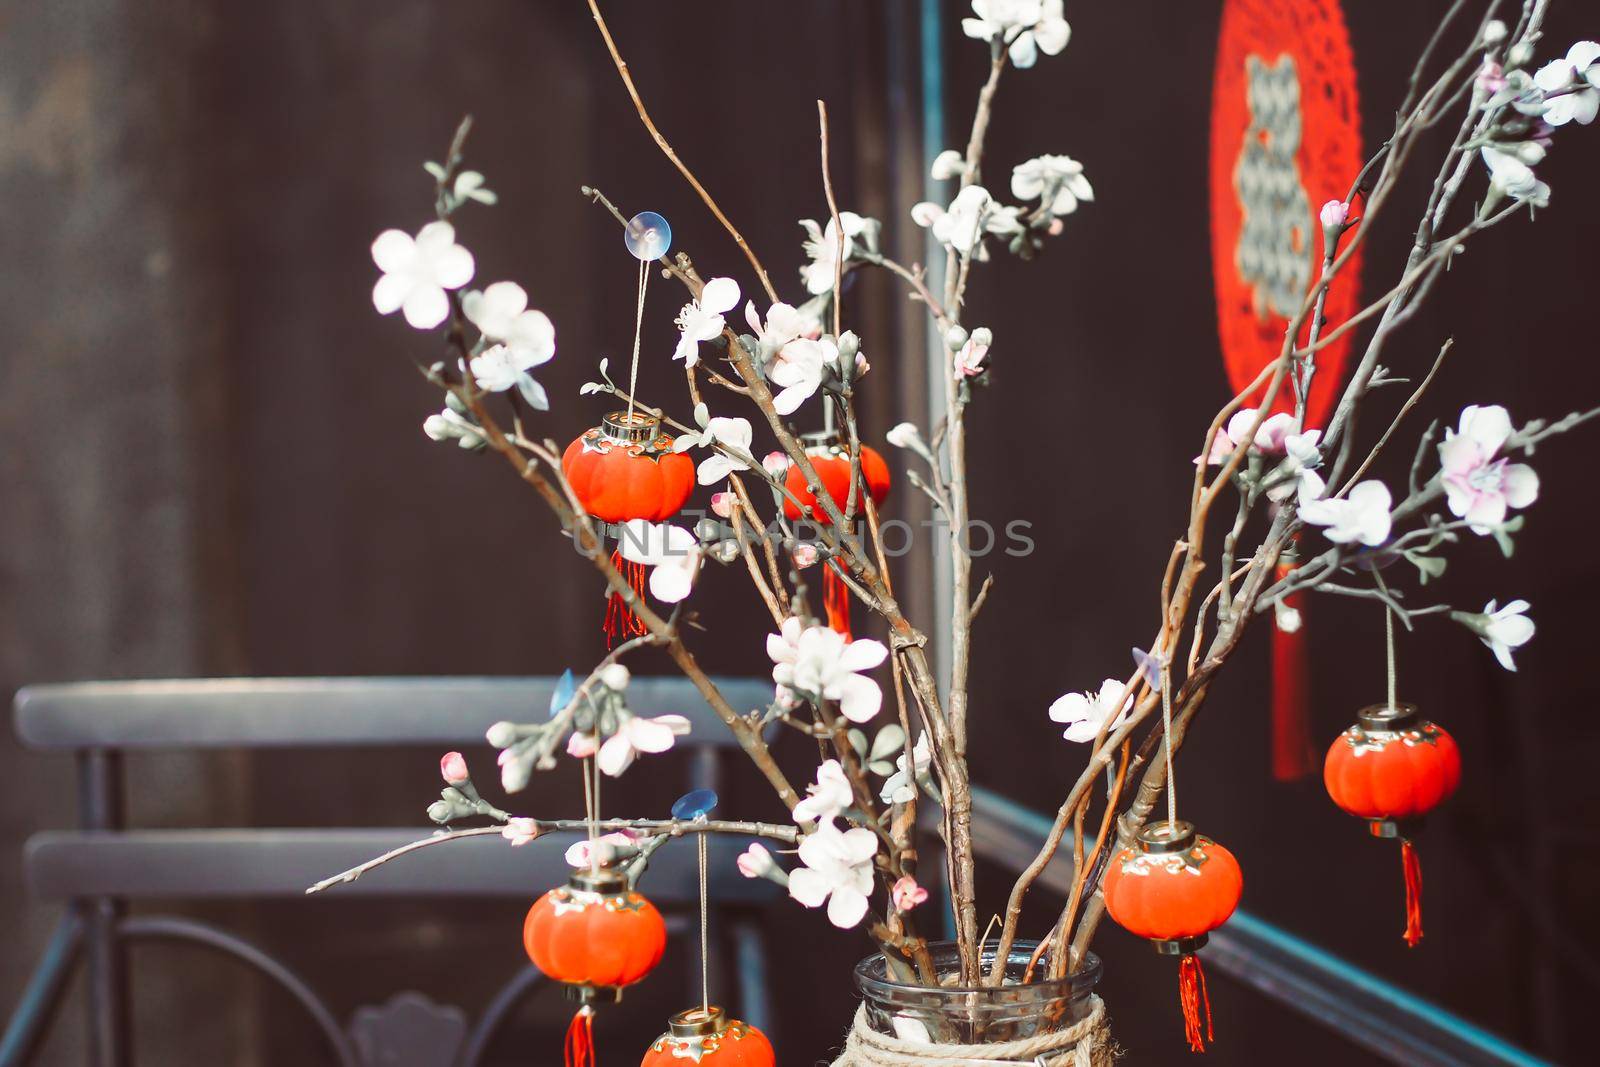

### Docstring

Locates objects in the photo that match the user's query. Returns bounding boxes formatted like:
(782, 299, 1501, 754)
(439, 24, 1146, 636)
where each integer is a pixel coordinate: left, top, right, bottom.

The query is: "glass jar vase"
(852, 940, 1103, 1048)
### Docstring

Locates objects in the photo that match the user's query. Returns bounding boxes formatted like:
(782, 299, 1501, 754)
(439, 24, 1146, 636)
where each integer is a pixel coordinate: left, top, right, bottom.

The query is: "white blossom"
(799, 212, 870, 296)
(596, 712, 692, 776)
(618, 519, 702, 603)
(955, 328, 992, 377)
(911, 185, 1019, 260)
(793, 759, 855, 823)
(463, 282, 556, 369)
(1533, 41, 1600, 126)
(1297, 471, 1392, 546)
(1481, 146, 1550, 207)
(1010, 154, 1093, 217)
(564, 831, 637, 868)
(744, 300, 808, 355)
(930, 149, 967, 181)
(788, 817, 878, 929)
(879, 733, 933, 805)
(371, 221, 474, 329)
(886, 422, 921, 449)
(961, 1, 1070, 69)
(1048, 678, 1132, 744)
(695, 416, 755, 485)
(769, 337, 838, 415)
(469, 342, 553, 409)
(1438, 404, 1539, 534)
(1473, 599, 1536, 671)
(674, 277, 740, 367)
(769, 619, 889, 723)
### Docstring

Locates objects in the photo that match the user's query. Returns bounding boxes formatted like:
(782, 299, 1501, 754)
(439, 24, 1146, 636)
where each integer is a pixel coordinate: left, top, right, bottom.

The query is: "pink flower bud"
(710, 491, 737, 518)
(792, 544, 820, 568)
(892, 875, 928, 911)
(1318, 199, 1349, 230)
(1476, 58, 1506, 94)
(737, 843, 774, 878)
(762, 451, 788, 476)
(440, 751, 470, 784)
(501, 818, 540, 847)
(567, 731, 598, 759)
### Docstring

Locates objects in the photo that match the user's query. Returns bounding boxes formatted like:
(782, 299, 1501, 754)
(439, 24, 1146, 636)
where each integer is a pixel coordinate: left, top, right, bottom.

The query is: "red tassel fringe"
(823, 565, 852, 641)
(564, 1006, 594, 1067)
(1178, 954, 1214, 1053)
(1270, 559, 1314, 781)
(602, 549, 649, 649)
(1401, 838, 1424, 948)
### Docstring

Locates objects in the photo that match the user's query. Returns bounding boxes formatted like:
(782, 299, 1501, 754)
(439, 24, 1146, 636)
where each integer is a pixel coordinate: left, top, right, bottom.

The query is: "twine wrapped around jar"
(833, 994, 1113, 1067)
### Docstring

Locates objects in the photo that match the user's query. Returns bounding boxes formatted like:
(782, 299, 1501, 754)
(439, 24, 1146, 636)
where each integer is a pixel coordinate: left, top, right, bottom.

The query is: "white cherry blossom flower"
(769, 621, 888, 723)
(596, 712, 692, 776)
(564, 831, 638, 868)
(799, 212, 870, 295)
(1267, 429, 1323, 502)
(371, 221, 474, 329)
(955, 328, 992, 377)
(501, 817, 540, 847)
(1297, 471, 1392, 546)
(886, 423, 920, 449)
(793, 759, 855, 823)
(1475, 599, 1535, 671)
(744, 300, 808, 354)
(788, 817, 878, 928)
(618, 519, 702, 603)
(1533, 41, 1600, 126)
(674, 277, 740, 367)
(469, 343, 552, 409)
(912, 185, 1002, 256)
(930, 149, 967, 181)
(423, 406, 486, 450)
(1439, 404, 1539, 534)
(1048, 678, 1132, 743)
(880, 732, 932, 805)
(695, 416, 755, 485)
(1011, 154, 1093, 216)
(962, 1, 1071, 70)
(769, 337, 839, 415)
(1481, 146, 1550, 207)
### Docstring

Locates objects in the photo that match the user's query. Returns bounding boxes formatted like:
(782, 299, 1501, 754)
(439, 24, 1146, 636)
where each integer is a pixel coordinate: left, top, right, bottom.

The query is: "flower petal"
(787, 867, 830, 908)
(837, 638, 889, 673)
(832, 673, 884, 723)
(401, 285, 449, 330)
(700, 277, 741, 315)
(596, 734, 637, 777)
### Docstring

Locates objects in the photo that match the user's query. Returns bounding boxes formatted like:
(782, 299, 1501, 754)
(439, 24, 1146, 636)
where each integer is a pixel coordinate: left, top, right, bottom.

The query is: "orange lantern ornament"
(562, 411, 696, 647)
(640, 1006, 774, 1067)
(524, 867, 669, 1066)
(781, 430, 891, 639)
(1323, 703, 1460, 947)
(1104, 821, 1243, 1053)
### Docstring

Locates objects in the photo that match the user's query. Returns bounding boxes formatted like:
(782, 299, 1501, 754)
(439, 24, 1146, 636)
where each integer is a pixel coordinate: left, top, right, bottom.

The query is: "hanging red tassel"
(1271, 557, 1314, 781)
(823, 564, 852, 640)
(602, 549, 649, 649)
(564, 1006, 595, 1067)
(1401, 838, 1424, 948)
(1178, 954, 1214, 1053)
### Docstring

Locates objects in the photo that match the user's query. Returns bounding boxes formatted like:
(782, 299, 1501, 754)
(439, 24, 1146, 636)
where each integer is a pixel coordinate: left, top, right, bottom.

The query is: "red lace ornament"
(1324, 703, 1460, 947)
(1104, 822, 1243, 1053)
(562, 412, 696, 647)
(640, 1006, 775, 1067)
(524, 868, 669, 1066)
(781, 431, 891, 639)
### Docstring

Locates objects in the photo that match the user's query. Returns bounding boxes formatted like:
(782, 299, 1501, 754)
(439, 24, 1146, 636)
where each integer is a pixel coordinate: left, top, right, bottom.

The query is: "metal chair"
(2, 676, 782, 1067)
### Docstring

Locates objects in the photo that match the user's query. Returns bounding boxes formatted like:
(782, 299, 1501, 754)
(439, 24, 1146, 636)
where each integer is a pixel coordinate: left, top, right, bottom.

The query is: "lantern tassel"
(564, 1005, 595, 1067)
(1401, 838, 1424, 948)
(1178, 954, 1214, 1053)
(1270, 559, 1314, 781)
(823, 564, 852, 641)
(603, 549, 650, 649)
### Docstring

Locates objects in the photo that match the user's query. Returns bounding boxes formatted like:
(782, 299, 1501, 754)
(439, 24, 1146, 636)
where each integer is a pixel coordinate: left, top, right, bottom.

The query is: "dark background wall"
(3, 1, 1597, 1064)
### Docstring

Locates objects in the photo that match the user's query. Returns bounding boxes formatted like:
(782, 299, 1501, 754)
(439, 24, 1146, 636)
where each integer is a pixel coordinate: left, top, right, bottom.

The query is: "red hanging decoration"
(524, 868, 669, 1066)
(781, 431, 891, 639)
(1323, 703, 1460, 947)
(1210, 0, 1364, 430)
(1104, 822, 1243, 1053)
(562, 411, 696, 646)
(640, 1006, 775, 1067)
(1270, 554, 1314, 781)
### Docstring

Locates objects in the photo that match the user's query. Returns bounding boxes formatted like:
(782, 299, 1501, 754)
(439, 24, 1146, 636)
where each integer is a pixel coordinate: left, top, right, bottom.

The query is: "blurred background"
(3, 1, 1597, 1063)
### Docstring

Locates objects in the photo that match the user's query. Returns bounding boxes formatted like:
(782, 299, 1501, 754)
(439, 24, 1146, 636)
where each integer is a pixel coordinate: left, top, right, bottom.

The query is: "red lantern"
(640, 1006, 775, 1067)
(1324, 703, 1460, 947)
(780, 431, 891, 639)
(1104, 821, 1243, 1053)
(524, 868, 669, 1066)
(562, 411, 696, 646)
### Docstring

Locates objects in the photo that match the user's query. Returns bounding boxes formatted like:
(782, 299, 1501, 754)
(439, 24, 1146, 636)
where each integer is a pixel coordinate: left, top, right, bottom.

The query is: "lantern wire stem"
(697, 817, 709, 1013)
(626, 258, 648, 423)
(582, 748, 600, 876)
(1384, 602, 1397, 712)
(1162, 659, 1177, 832)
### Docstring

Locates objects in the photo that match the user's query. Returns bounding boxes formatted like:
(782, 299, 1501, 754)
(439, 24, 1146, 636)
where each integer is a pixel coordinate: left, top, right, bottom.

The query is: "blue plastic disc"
(625, 211, 672, 260)
(671, 788, 719, 821)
